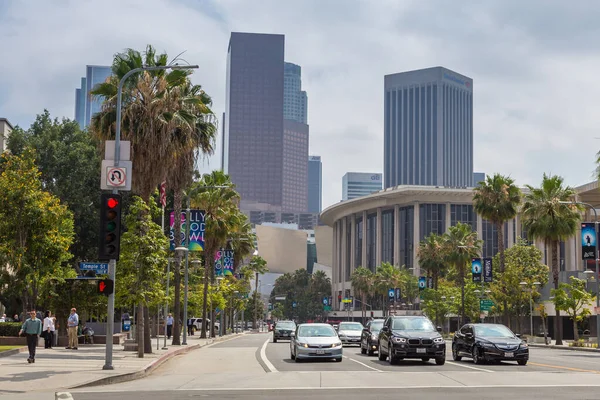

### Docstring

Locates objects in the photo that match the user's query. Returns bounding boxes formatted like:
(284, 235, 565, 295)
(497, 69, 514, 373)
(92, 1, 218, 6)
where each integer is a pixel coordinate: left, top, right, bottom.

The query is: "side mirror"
(465, 332, 473, 339)
(515, 333, 521, 338)
(290, 332, 295, 338)
(437, 326, 443, 333)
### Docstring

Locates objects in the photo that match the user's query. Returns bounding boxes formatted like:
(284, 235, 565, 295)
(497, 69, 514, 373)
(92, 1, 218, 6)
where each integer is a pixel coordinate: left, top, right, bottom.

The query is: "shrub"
(0, 323, 22, 337)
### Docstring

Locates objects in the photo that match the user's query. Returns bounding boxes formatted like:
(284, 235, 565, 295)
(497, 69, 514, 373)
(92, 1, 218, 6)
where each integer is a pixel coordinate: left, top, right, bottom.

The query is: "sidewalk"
(0, 332, 242, 397)
(529, 339, 600, 352)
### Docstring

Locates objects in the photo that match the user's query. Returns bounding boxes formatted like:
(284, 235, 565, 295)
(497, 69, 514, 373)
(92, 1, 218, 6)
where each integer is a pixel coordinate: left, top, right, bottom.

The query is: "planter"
(0, 336, 43, 346)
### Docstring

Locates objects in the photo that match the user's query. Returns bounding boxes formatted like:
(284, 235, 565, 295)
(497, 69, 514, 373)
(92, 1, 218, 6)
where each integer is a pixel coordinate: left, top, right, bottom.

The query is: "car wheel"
(517, 359, 528, 366)
(368, 349, 375, 356)
(388, 343, 398, 365)
(334, 357, 342, 362)
(273, 338, 277, 343)
(472, 347, 482, 364)
(452, 344, 462, 361)
(435, 357, 446, 365)
(421, 357, 430, 362)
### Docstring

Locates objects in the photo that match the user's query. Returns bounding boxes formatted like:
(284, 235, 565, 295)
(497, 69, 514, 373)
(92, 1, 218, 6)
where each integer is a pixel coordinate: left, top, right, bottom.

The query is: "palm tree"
(444, 223, 483, 325)
(351, 267, 374, 321)
(247, 255, 268, 329)
(417, 233, 448, 290)
(521, 174, 582, 345)
(473, 173, 521, 325)
(375, 262, 403, 316)
(227, 213, 256, 273)
(190, 171, 240, 338)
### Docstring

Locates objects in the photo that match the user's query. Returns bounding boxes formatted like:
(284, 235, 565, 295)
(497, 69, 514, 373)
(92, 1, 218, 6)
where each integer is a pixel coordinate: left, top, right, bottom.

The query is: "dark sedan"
(452, 323, 529, 365)
(360, 319, 385, 356)
(273, 321, 296, 343)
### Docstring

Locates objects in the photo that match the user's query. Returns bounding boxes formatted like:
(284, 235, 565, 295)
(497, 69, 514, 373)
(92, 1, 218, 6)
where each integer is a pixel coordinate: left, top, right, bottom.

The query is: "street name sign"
(79, 262, 109, 274)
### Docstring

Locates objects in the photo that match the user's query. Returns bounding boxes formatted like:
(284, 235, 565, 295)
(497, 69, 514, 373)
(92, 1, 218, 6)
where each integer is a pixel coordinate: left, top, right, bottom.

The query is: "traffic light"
(99, 193, 122, 260)
(97, 279, 114, 295)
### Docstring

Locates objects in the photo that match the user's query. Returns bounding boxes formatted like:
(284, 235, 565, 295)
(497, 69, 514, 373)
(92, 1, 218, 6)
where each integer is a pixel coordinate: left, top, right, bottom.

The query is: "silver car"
(337, 322, 364, 346)
(290, 323, 343, 362)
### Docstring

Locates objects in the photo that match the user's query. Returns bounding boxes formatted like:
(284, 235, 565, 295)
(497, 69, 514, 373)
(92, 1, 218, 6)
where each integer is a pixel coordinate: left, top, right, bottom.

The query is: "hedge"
(0, 323, 22, 337)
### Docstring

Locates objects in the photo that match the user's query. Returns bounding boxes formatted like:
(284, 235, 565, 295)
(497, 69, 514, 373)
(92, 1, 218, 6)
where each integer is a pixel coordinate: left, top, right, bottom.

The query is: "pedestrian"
(18, 310, 42, 363)
(166, 313, 173, 339)
(66, 307, 79, 350)
(43, 311, 55, 349)
(13, 314, 20, 322)
(187, 317, 194, 336)
(0, 314, 6, 322)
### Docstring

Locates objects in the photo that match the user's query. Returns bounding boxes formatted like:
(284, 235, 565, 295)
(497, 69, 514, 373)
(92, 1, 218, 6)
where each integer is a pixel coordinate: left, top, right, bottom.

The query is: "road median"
(529, 343, 600, 353)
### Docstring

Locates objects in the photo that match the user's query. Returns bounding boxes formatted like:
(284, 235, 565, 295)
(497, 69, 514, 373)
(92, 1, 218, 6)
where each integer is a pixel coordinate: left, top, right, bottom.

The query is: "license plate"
(316, 350, 325, 354)
(417, 348, 426, 354)
(283, 333, 289, 336)
(504, 352, 514, 358)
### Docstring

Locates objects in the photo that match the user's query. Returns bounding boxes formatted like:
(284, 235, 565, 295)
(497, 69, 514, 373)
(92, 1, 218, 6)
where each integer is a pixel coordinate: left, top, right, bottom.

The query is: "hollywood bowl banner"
(169, 210, 206, 251)
(215, 249, 234, 276)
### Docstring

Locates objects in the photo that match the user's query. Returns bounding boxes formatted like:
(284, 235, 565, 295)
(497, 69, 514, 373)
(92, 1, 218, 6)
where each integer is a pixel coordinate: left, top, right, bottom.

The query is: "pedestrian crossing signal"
(98, 279, 114, 295)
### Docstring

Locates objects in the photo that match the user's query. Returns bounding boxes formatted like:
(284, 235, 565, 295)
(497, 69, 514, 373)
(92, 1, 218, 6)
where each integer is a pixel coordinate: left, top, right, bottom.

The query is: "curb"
(68, 333, 244, 389)
(0, 346, 28, 358)
(529, 343, 600, 353)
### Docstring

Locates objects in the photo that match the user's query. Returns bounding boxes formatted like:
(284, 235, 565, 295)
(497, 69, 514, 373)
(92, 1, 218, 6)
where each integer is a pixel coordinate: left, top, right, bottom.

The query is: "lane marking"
(202, 334, 246, 349)
(260, 337, 278, 373)
(343, 355, 383, 372)
(446, 361, 493, 373)
(528, 361, 600, 374)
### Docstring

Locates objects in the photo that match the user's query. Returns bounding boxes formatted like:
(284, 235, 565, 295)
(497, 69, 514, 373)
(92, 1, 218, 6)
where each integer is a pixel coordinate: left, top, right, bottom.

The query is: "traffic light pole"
(103, 258, 116, 370)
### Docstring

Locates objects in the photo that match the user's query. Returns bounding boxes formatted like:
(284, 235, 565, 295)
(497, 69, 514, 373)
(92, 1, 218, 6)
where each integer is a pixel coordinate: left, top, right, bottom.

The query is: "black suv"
(360, 319, 385, 356)
(378, 316, 445, 365)
(272, 320, 296, 342)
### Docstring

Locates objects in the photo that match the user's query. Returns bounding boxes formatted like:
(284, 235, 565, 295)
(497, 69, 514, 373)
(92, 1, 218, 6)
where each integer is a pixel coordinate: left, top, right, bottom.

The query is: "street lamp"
(162, 257, 177, 350)
(520, 281, 541, 337)
(175, 246, 189, 345)
(216, 275, 224, 337)
(560, 200, 600, 342)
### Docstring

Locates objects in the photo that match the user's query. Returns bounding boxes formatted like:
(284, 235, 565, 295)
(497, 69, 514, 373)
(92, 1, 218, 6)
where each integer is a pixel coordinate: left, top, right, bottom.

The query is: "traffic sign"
(292, 301, 297, 308)
(101, 160, 132, 191)
(323, 305, 332, 311)
(79, 262, 109, 274)
(106, 167, 127, 187)
(480, 299, 494, 311)
(97, 279, 114, 295)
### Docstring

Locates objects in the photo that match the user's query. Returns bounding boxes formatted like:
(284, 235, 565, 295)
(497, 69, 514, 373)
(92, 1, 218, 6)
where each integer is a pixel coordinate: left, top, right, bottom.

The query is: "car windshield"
(370, 321, 384, 332)
(339, 323, 363, 331)
(392, 318, 435, 331)
(298, 325, 336, 337)
(276, 322, 295, 329)
(474, 325, 515, 338)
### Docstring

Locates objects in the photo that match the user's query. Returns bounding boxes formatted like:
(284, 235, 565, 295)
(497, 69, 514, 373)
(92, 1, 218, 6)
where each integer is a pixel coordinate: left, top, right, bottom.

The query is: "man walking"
(66, 308, 79, 350)
(19, 310, 42, 363)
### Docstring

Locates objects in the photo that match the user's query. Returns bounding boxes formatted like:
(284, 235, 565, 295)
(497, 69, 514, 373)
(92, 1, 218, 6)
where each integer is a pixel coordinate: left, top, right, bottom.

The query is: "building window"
(419, 204, 446, 241)
(481, 220, 508, 258)
(366, 213, 377, 271)
(356, 216, 363, 268)
(399, 206, 414, 269)
(381, 210, 394, 264)
(450, 204, 475, 230)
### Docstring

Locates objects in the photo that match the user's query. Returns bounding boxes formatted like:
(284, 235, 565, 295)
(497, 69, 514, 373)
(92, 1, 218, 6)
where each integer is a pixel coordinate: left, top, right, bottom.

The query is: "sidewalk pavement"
(528, 339, 600, 352)
(0, 332, 243, 398)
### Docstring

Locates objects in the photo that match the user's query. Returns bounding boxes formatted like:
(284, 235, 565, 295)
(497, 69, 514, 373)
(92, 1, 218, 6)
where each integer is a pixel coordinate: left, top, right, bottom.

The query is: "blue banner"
(215, 249, 234, 276)
(483, 257, 493, 283)
(472, 258, 482, 282)
(169, 210, 206, 251)
(582, 223, 597, 260)
(418, 277, 426, 291)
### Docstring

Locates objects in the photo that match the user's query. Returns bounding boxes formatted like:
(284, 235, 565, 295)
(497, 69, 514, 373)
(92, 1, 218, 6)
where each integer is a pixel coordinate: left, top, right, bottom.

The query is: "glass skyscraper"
(384, 67, 473, 189)
(308, 155, 322, 213)
(74, 65, 112, 129)
(284, 62, 308, 124)
(342, 172, 382, 201)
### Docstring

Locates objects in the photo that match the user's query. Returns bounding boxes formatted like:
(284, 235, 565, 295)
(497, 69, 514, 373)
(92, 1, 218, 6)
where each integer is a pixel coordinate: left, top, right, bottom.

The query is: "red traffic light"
(97, 279, 114, 295)
(99, 281, 106, 292)
(107, 197, 119, 208)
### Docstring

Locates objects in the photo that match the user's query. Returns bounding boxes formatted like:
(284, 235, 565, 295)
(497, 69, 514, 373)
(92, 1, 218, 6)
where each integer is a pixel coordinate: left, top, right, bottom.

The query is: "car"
(189, 318, 220, 335)
(378, 316, 446, 365)
(337, 321, 364, 346)
(273, 320, 296, 342)
(452, 323, 528, 365)
(290, 323, 343, 362)
(361, 319, 385, 356)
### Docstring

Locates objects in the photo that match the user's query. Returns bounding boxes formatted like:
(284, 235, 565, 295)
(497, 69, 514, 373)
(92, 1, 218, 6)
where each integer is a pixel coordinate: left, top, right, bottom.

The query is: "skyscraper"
(284, 62, 308, 124)
(342, 172, 383, 201)
(74, 65, 112, 129)
(384, 67, 473, 188)
(223, 32, 286, 210)
(308, 155, 322, 213)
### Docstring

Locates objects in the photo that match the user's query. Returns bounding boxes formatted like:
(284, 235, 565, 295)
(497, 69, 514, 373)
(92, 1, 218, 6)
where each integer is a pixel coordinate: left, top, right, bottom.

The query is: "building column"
(362, 210, 368, 269)
(515, 214, 522, 240)
(476, 213, 483, 241)
(332, 220, 338, 309)
(350, 214, 356, 272)
(376, 208, 382, 267)
(413, 203, 420, 276)
(341, 217, 348, 286)
(445, 202, 451, 231)
(394, 205, 400, 267)
(507, 218, 515, 247)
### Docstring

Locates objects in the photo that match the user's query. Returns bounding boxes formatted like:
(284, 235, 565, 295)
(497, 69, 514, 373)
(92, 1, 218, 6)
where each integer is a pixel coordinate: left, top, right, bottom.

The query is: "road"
(64, 333, 600, 399)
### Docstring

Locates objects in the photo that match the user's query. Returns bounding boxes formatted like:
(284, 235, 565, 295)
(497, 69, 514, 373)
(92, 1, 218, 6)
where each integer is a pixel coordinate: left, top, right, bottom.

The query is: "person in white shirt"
(0, 314, 6, 322)
(43, 310, 56, 349)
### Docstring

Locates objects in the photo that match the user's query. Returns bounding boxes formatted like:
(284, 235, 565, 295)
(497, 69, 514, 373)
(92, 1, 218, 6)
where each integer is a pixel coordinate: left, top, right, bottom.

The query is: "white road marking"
(260, 337, 278, 373)
(56, 393, 74, 400)
(446, 361, 494, 373)
(343, 355, 383, 372)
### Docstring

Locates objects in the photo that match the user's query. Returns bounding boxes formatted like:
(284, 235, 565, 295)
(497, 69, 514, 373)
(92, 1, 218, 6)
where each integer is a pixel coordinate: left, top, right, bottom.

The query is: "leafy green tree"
(118, 196, 168, 357)
(473, 173, 522, 325)
(351, 267, 374, 320)
(522, 174, 582, 345)
(0, 149, 74, 312)
(552, 276, 594, 341)
(375, 262, 403, 316)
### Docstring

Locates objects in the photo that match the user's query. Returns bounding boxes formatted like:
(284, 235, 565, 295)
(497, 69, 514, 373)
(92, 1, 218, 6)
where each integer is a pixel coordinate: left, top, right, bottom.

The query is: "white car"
(337, 321, 364, 346)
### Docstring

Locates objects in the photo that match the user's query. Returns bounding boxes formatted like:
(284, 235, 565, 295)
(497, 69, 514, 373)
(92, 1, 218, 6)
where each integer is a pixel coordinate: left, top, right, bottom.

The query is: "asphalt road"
(60, 333, 600, 400)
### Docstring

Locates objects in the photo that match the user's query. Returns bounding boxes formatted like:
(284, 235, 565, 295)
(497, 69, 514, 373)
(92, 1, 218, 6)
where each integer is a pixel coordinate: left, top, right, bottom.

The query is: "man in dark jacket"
(19, 310, 42, 363)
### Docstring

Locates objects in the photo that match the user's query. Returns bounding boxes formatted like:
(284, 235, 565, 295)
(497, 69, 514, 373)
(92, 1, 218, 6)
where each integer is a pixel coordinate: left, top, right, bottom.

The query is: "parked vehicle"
(378, 316, 445, 365)
(337, 321, 364, 346)
(273, 320, 296, 342)
(361, 319, 385, 355)
(290, 323, 343, 362)
(452, 323, 528, 365)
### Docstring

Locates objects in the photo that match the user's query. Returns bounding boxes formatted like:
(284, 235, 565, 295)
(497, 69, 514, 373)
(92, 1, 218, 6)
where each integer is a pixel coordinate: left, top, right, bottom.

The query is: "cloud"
(1, 0, 599, 210)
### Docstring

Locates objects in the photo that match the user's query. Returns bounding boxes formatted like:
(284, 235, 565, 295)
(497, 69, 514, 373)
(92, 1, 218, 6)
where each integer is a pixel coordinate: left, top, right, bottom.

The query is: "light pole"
(162, 257, 177, 349)
(175, 246, 189, 345)
(216, 275, 224, 337)
(560, 200, 600, 342)
(520, 281, 541, 337)
(103, 63, 198, 370)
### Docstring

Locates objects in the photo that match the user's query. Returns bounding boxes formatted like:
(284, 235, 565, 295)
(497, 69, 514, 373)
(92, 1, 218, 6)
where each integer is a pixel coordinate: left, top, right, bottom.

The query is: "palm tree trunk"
(552, 240, 563, 345)
(171, 190, 183, 345)
(497, 221, 510, 327)
(201, 245, 212, 339)
(137, 302, 144, 358)
(362, 293, 366, 322)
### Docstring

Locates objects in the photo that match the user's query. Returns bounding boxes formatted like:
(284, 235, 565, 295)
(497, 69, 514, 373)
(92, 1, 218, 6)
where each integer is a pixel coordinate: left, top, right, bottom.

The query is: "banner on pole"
(581, 222, 596, 260)
(483, 257, 493, 282)
(418, 277, 426, 291)
(169, 210, 206, 251)
(472, 258, 482, 282)
(215, 249, 234, 276)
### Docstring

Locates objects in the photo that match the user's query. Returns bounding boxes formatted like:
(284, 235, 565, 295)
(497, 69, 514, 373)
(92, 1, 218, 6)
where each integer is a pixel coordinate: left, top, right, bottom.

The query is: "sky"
(1, 0, 599, 210)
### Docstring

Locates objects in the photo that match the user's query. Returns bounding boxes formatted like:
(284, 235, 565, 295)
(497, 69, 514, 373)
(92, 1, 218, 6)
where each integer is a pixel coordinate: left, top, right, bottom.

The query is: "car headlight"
(333, 341, 342, 347)
(433, 337, 445, 344)
(392, 337, 407, 344)
(520, 342, 528, 349)
(298, 343, 309, 348)
(371, 334, 378, 340)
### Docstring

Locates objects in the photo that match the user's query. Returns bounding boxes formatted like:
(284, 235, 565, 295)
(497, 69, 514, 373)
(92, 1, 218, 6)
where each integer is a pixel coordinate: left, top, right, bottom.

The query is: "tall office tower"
(223, 32, 286, 210)
(473, 172, 486, 187)
(282, 120, 309, 212)
(342, 172, 383, 201)
(308, 155, 322, 213)
(74, 65, 112, 129)
(284, 62, 308, 124)
(384, 67, 473, 188)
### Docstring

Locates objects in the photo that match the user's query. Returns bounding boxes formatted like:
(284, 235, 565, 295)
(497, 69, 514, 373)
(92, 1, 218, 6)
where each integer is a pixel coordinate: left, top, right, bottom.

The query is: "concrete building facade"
(342, 172, 383, 201)
(0, 118, 13, 152)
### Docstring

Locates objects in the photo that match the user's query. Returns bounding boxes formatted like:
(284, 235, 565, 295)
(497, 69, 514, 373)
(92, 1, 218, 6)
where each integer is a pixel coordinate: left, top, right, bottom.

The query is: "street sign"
(342, 298, 352, 303)
(292, 301, 297, 308)
(480, 299, 494, 311)
(323, 305, 332, 311)
(101, 160, 132, 191)
(80, 262, 109, 274)
(275, 296, 286, 301)
(104, 141, 131, 161)
(323, 297, 328, 305)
